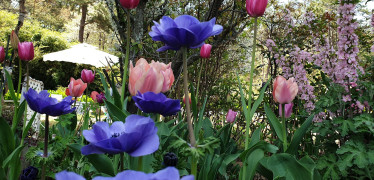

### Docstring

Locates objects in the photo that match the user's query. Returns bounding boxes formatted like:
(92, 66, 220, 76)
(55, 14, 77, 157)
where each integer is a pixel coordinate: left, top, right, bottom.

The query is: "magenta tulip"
(279, 103, 293, 118)
(226, 109, 238, 123)
(81, 69, 95, 83)
(0, 46, 5, 63)
(246, 0, 268, 18)
(273, 76, 298, 104)
(200, 44, 212, 58)
(120, 0, 140, 9)
(18, 42, 34, 61)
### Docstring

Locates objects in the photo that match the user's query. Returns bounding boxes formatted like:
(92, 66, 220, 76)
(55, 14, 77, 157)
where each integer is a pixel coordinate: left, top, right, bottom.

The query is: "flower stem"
(137, 156, 143, 171)
(23, 63, 29, 137)
(282, 103, 287, 152)
(242, 17, 258, 180)
(191, 155, 197, 177)
(16, 59, 22, 99)
(120, 10, 131, 104)
(120, 153, 124, 172)
(42, 115, 49, 180)
(182, 47, 197, 177)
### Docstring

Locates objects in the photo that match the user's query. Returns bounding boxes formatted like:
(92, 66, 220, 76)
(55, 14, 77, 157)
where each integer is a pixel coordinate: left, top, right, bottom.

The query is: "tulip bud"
(18, 42, 34, 61)
(200, 44, 212, 58)
(21, 166, 38, 180)
(0, 46, 5, 63)
(226, 109, 238, 123)
(183, 93, 191, 105)
(273, 76, 298, 104)
(246, 0, 268, 18)
(120, 0, 140, 9)
(65, 88, 70, 96)
(163, 152, 178, 167)
(96, 92, 106, 104)
(81, 69, 95, 83)
(279, 103, 293, 118)
(10, 30, 20, 49)
(90, 91, 99, 101)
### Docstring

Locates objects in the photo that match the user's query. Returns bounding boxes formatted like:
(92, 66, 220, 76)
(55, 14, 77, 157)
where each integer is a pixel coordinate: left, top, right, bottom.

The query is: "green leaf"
(316, 153, 340, 180)
(86, 154, 115, 176)
(336, 140, 374, 170)
(190, 84, 198, 121)
(68, 144, 83, 155)
(68, 112, 78, 131)
(98, 71, 113, 103)
(335, 117, 354, 136)
(5, 70, 18, 106)
(260, 153, 315, 180)
(352, 114, 374, 133)
(2, 145, 24, 168)
(0, 117, 15, 156)
(264, 104, 284, 141)
(249, 79, 270, 119)
(110, 75, 122, 109)
(236, 73, 249, 120)
(105, 100, 129, 122)
(245, 149, 264, 179)
(22, 112, 37, 141)
(12, 100, 26, 133)
(286, 113, 315, 155)
(194, 96, 208, 138)
(218, 153, 241, 178)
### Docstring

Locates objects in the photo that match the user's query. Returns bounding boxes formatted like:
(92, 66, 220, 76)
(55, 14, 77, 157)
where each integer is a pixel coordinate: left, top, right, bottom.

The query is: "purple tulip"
(96, 92, 106, 104)
(0, 46, 5, 63)
(18, 42, 34, 61)
(200, 44, 212, 58)
(226, 109, 238, 123)
(149, 15, 223, 51)
(132, 91, 181, 117)
(246, 0, 268, 18)
(23, 88, 76, 116)
(81, 69, 95, 83)
(55, 171, 85, 180)
(279, 103, 293, 118)
(81, 115, 159, 157)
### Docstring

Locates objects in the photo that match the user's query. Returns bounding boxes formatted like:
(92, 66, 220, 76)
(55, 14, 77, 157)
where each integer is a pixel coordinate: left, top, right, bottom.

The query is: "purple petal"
(109, 121, 126, 136)
(81, 144, 105, 155)
(83, 130, 98, 143)
(128, 127, 159, 157)
(157, 45, 180, 52)
(55, 171, 85, 180)
(174, 15, 200, 28)
(92, 122, 111, 141)
(94, 138, 124, 154)
(211, 25, 223, 36)
(151, 167, 180, 180)
(181, 175, 195, 180)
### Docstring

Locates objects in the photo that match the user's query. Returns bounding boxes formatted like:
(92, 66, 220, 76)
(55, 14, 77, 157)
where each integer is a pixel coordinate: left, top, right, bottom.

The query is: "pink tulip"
(128, 58, 175, 96)
(120, 0, 140, 9)
(200, 44, 212, 58)
(65, 88, 71, 96)
(68, 78, 87, 97)
(0, 46, 5, 63)
(91, 91, 99, 101)
(279, 103, 293, 118)
(246, 0, 268, 18)
(18, 42, 34, 61)
(81, 69, 95, 83)
(226, 109, 238, 123)
(273, 76, 298, 104)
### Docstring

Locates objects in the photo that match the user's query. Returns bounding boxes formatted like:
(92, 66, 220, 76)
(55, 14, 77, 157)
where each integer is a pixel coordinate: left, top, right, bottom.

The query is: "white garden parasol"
(43, 43, 119, 67)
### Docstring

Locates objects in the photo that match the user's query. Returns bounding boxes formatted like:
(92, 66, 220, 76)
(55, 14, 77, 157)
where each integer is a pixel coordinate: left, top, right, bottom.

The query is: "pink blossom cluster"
(284, 9, 294, 35)
(371, 13, 374, 53)
(335, 1, 362, 90)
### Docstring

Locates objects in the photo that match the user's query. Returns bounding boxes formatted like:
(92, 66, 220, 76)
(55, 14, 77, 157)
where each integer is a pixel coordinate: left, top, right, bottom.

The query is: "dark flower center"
(163, 152, 178, 167)
(111, 132, 124, 138)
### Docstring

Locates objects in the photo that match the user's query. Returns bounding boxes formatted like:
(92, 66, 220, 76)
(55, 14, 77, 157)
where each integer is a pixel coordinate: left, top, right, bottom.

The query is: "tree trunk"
(15, 0, 27, 35)
(79, 4, 88, 43)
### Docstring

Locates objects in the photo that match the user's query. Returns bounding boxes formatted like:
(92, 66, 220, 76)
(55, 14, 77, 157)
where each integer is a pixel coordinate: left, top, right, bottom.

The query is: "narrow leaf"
(264, 104, 284, 141)
(286, 113, 315, 155)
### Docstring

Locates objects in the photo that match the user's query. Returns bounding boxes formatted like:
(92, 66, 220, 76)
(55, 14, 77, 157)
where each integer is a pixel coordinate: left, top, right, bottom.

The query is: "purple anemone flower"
(149, 15, 223, 51)
(23, 88, 76, 116)
(55, 171, 85, 180)
(56, 167, 193, 180)
(132, 91, 181, 116)
(81, 115, 159, 156)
